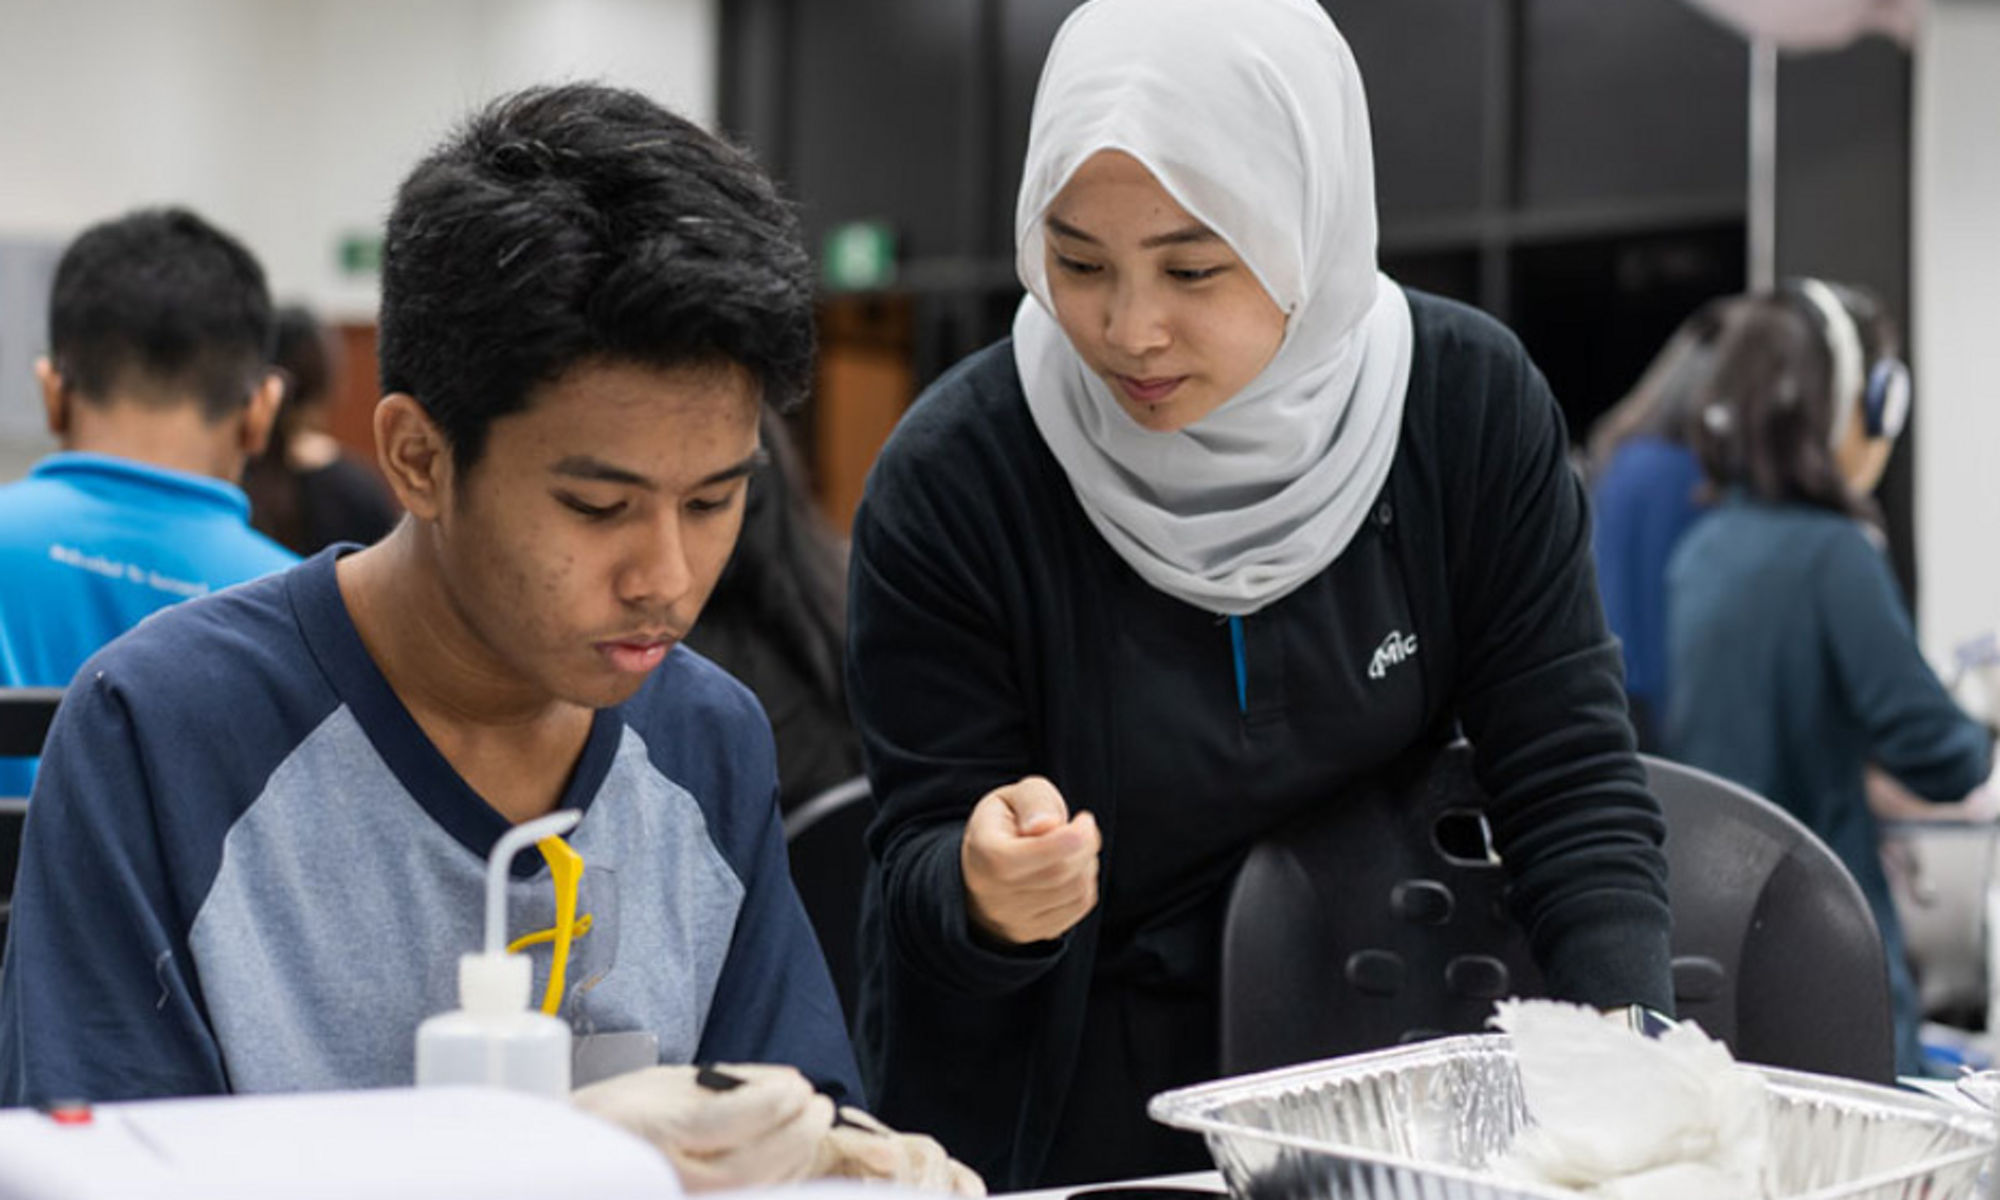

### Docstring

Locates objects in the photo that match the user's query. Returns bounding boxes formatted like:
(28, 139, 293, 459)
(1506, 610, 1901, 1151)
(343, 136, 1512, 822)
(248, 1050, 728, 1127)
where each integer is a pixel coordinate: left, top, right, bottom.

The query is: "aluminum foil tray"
(1148, 1035, 1995, 1200)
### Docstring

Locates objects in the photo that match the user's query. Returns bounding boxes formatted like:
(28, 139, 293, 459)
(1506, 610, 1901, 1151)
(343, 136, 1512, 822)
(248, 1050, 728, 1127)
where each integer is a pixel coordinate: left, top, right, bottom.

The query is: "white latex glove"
(810, 1106, 987, 1196)
(572, 1064, 835, 1192)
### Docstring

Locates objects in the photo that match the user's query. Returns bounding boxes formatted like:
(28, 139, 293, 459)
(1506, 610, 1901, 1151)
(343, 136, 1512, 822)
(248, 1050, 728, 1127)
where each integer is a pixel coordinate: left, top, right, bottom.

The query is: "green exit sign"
(822, 221, 897, 292)
(337, 231, 383, 277)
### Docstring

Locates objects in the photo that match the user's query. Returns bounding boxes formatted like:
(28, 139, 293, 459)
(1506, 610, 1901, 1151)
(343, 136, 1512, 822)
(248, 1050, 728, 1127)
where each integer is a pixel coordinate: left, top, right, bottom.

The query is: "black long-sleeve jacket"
(846, 290, 1672, 1188)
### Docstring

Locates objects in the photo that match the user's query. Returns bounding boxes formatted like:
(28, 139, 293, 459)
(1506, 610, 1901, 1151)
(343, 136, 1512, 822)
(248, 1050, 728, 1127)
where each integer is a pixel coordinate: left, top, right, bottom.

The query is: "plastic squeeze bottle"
(414, 809, 581, 1099)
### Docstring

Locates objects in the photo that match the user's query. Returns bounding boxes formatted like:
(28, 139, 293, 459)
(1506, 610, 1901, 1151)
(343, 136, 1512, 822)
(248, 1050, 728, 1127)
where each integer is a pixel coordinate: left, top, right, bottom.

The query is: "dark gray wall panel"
(1521, 0, 1748, 210)
(718, 0, 793, 179)
(1325, 0, 1493, 227)
(996, 0, 1081, 257)
(1774, 42, 1910, 327)
(788, 0, 981, 257)
(1773, 41, 1916, 606)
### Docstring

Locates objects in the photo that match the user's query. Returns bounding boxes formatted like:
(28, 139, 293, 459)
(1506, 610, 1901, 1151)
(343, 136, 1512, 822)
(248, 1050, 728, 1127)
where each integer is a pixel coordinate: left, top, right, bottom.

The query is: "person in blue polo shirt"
(0, 208, 298, 795)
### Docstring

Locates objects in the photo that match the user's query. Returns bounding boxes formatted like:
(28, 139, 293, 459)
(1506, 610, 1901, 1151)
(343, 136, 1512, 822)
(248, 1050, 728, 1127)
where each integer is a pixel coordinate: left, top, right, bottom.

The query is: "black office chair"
(1220, 743, 1896, 1084)
(783, 775, 872, 1023)
(1648, 754, 1894, 1082)
(0, 686, 60, 760)
(0, 686, 61, 954)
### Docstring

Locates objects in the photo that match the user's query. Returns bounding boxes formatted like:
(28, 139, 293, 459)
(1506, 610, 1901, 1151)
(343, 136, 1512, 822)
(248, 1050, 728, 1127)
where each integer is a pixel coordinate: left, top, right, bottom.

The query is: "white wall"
(0, 0, 718, 477)
(1913, 0, 2000, 661)
(268, 0, 720, 319)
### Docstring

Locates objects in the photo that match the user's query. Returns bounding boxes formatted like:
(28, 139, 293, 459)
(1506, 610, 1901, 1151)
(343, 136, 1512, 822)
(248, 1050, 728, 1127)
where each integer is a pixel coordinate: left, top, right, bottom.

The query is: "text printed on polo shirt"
(48, 544, 209, 599)
(1368, 630, 1419, 680)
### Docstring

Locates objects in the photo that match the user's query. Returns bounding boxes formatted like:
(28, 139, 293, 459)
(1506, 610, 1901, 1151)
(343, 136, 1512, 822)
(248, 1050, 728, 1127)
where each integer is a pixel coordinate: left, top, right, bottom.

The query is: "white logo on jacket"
(1368, 630, 1419, 680)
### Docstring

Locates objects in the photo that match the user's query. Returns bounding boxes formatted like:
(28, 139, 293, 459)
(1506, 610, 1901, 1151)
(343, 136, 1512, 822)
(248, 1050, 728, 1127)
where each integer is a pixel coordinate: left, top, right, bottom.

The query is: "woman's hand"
(960, 775, 1102, 945)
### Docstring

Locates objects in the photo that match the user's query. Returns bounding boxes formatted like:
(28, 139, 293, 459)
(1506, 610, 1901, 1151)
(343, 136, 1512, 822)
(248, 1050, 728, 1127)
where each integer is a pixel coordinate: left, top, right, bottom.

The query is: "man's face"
(434, 358, 762, 710)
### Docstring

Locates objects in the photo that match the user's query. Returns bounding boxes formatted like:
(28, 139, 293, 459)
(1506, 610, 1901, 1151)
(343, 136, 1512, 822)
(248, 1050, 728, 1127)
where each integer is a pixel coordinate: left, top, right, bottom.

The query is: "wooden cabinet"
(327, 322, 383, 472)
(813, 296, 915, 533)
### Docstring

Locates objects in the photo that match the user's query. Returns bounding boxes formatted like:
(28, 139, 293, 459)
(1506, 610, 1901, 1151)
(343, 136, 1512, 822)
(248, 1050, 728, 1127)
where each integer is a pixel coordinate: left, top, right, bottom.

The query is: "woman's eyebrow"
(1045, 214, 1099, 244)
(1047, 213, 1219, 250)
(1139, 226, 1219, 250)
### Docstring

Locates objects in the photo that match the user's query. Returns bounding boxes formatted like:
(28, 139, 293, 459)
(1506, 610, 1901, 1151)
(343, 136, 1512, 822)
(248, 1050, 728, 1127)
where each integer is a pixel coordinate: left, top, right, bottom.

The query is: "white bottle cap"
(459, 952, 532, 1018)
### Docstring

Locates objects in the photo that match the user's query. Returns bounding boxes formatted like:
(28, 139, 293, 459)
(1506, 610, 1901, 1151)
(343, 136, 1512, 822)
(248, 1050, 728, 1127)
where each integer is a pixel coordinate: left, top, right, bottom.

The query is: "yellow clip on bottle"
(413, 810, 580, 1100)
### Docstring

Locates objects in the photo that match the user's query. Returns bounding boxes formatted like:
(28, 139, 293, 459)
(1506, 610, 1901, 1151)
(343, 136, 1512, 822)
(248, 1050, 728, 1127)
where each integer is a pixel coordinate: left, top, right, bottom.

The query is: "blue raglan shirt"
(0, 548, 859, 1105)
(0, 452, 298, 794)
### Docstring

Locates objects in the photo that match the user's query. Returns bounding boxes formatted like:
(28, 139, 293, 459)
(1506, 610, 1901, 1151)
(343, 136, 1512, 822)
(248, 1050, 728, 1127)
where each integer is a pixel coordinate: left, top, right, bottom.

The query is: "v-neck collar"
(286, 547, 626, 876)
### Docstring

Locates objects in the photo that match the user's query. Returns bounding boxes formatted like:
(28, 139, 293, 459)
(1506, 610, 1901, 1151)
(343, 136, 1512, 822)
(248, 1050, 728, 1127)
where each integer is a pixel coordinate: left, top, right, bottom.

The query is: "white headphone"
(1791, 278, 1911, 446)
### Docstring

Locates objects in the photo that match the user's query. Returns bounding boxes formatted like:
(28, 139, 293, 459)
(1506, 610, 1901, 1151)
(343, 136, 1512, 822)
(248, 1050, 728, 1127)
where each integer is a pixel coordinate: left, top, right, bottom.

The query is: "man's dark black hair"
(48, 207, 274, 423)
(379, 84, 815, 473)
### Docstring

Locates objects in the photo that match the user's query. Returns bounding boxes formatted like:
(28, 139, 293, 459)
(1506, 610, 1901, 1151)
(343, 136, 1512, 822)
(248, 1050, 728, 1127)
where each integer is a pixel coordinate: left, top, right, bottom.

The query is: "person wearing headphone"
(1664, 281, 1994, 1076)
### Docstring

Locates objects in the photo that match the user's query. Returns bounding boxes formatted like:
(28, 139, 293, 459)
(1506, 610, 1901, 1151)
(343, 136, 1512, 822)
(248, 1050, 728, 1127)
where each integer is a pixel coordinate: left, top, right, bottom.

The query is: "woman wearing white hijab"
(846, 0, 1672, 1186)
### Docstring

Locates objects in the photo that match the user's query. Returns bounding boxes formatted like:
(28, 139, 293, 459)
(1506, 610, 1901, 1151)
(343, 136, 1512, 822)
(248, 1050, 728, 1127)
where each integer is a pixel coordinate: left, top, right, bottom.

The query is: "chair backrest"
(0, 798, 20, 958)
(783, 775, 872, 1023)
(1647, 754, 1894, 1082)
(1220, 743, 1896, 1084)
(0, 687, 61, 760)
(0, 686, 58, 959)
(1221, 744, 1539, 1076)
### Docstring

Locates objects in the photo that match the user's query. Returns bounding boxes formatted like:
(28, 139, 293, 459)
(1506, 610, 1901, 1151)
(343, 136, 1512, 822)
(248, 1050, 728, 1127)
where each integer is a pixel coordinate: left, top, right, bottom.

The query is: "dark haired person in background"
(0, 84, 976, 1194)
(242, 305, 398, 554)
(0, 207, 296, 796)
(1585, 299, 1726, 750)
(1666, 281, 1995, 1077)
(686, 408, 860, 815)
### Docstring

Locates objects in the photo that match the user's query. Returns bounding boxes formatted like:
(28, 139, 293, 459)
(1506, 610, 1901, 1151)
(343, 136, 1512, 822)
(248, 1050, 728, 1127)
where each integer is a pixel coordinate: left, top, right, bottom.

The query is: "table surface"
(999, 1169, 1227, 1200)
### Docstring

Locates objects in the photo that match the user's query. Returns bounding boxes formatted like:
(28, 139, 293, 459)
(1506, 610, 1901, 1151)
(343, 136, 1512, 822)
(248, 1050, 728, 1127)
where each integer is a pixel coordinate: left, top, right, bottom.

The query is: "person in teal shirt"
(1666, 281, 1992, 1076)
(0, 208, 298, 795)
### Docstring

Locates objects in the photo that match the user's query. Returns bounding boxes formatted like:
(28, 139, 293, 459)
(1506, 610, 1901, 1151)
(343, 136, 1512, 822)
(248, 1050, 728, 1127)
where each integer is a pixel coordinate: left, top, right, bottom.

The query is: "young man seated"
(0, 209, 297, 794)
(0, 85, 977, 1195)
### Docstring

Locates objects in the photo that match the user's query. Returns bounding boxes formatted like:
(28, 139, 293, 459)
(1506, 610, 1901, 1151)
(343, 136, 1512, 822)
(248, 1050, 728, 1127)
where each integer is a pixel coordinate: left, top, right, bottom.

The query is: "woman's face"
(1043, 151, 1287, 433)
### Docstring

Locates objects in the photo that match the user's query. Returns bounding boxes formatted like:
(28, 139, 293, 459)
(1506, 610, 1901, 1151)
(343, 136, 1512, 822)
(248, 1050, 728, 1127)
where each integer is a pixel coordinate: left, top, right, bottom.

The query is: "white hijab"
(1013, 0, 1414, 616)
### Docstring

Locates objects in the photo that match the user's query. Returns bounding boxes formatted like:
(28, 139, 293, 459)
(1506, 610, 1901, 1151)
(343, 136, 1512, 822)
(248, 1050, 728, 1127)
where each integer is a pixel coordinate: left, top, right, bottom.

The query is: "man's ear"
(36, 358, 68, 438)
(239, 371, 284, 457)
(374, 394, 452, 521)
